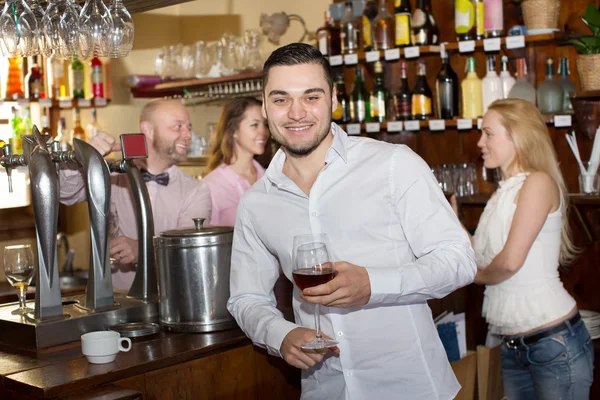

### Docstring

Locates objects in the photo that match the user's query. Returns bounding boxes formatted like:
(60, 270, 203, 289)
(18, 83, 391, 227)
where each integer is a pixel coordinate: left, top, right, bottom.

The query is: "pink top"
(202, 160, 266, 227)
(60, 165, 211, 291)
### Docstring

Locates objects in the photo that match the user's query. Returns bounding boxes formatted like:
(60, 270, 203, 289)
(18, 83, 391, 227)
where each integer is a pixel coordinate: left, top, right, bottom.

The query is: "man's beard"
(153, 136, 188, 163)
(268, 116, 331, 158)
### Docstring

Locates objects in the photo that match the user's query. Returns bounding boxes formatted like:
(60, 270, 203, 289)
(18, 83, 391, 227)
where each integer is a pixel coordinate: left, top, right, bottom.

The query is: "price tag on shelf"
(483, 38, 501, 52)
(365, 51, 380, 63)
(0, 100, 4, 107)
(403, 46, 420, 59)
(405, 120, 420, 131)
(457, 119, 474, 130)
(78, 99, 91, 108)
(554, 115, 572, 128)
(384, 48, 400, 61)
(344, 53, 358, 65)
(346, 123, 361, 135)
(39, 99, 53, 108)
(387, 121, 403, 132)
(94, 98, 108, 107)
(365, 122, 380, 133)
(505, 35, 525, 49)
(458, 40, 476, 53)
(477, 118, 483, 129)
(428, 119, 446, 131)
(329, 55, 343, 66)
(17, 99, 30, 107)
(59, 100, 73, 108)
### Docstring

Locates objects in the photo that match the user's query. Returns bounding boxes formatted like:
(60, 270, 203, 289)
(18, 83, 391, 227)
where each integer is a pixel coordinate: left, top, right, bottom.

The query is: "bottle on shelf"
(391, 60, 412, 121)
(374, 0, 394, 51)
(26, 56, 44, 100)
(557, 57, 577, 114)
(317, 11, 331, 55)
(22, 107, 33, 136)
(484, 0, 503, 38)
(86, 108, 104, 138)
(482, 55, 503, 113)
(423, 0, 439, 44)
(412, 60, 433, 120)
(9, 107, 23, 154)
(394, 0, 412, 47)
(40, 110, 51, 136)
(317, 11, 341, 57)
(52, 57, 67, 99)
(56, 117, 71, 151)
(332, 73, 351, 124)
(349, 66, 369, 123)
(499, 56, 516, 99)
(461, 57, 483, 119)
(90, 56, 105, 99)
(435, 44, 459, 120)
(370, 61, 389, 123)
(537, 57, 564, 114)
(70, 56, 85, 99)
(473, 0, 485, 40)
(6, 58, 25, 100)
(455, 0, 475, 41)
(508, 58, 536, 105)
(341, 1, 360, 55)
(362, 1, 377, 52)
(411, 0, 433, 46)
(72, 108, 87, 141)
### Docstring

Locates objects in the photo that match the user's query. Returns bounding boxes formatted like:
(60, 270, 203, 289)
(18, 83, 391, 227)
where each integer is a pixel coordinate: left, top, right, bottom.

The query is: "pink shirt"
(60, 165, 211, 290)
(202, 160, 265, 227)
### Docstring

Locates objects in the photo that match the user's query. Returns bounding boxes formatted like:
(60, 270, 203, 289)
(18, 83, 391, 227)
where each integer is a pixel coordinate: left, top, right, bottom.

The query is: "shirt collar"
(264, 122, 348, 193)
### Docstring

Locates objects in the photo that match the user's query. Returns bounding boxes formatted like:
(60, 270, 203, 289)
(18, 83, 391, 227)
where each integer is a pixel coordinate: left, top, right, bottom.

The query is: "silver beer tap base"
(0, 293, 158, 351)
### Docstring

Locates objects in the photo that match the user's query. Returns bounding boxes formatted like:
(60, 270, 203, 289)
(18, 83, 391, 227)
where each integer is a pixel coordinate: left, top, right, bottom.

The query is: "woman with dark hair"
(203, 97, 269, 226)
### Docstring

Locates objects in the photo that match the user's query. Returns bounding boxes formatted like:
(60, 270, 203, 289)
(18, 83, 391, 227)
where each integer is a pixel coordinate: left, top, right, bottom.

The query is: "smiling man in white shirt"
(227, 43, 477, 400)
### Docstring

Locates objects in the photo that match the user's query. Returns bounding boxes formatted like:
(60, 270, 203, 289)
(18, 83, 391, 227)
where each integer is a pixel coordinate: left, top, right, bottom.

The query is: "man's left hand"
(301, 262, 371, 308)
(109, 236, 139, 264)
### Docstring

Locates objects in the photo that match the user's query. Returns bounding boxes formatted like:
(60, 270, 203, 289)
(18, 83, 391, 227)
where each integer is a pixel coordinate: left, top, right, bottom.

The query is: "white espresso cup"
(81, 331, 132, 364)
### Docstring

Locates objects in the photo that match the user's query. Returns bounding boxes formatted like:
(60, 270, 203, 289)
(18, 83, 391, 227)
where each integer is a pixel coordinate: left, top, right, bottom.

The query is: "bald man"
(60, 100, 211, 291)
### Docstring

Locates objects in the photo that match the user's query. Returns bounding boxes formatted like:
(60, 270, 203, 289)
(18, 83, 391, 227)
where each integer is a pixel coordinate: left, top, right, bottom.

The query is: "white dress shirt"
(227, 123, 477, 400)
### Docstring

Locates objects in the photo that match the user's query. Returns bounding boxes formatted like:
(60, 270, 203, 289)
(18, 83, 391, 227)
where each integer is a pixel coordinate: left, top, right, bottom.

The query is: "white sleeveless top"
(473, 172, 576, 335)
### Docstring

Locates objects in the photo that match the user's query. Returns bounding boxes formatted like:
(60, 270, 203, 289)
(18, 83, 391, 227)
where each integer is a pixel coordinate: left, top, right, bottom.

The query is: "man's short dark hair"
(262, 43, 334, 94)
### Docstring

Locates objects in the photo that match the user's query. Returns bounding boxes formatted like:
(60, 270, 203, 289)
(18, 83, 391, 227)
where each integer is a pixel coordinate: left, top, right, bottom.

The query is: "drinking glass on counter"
(292, 233, 339, 350)
(434, 163, 479, 199)
(4, 244, 35, 315)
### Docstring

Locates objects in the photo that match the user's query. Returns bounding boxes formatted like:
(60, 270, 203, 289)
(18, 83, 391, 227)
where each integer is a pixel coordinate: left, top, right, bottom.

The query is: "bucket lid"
(159, 218, 233, 238)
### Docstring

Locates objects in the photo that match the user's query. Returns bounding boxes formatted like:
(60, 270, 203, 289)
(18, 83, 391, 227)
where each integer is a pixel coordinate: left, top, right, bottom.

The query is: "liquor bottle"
(508, 58, 536, 105)
(423, 0, 439, 44)
(461, 57, 483, 119)
(332, 74, 351, 124)
(537, 57, 563, 114)
(370, 61, 388, 123)
(411, 0, 432, 46)
(70, 57, 85, 99)
(86, 108, 104, 138)
(394, 0, 412, 47)
(455, 0, 475, 41)
(482, 56, 503, 113)
(6, 58, 25, 100)
(484, 0, 503, 38)
(9, 107, 23, 154)
(391, 60, 412, 121)
(499, 56, 516, 99)
(473, 0, 485, 40)
(317, 11, 331, 55)
(435, 45, 459, 119)
(412, 61, 433, 119)
(362, 1, 377, 52)
(52, 58, 67, 99)
(341, 2, 360, 55)
(91, 57, 105, 98)
(40, 110, 51, 136)
(56, 117, 71, 151)
(374, 0, 394, 50)
(21, 107, 33, 136)
(349, 66, 369, 123)
(317, 11, 341, 56)
(557, 57, 577, 114)
(26, 56, 44, 100)
(72, 108, 86, 141)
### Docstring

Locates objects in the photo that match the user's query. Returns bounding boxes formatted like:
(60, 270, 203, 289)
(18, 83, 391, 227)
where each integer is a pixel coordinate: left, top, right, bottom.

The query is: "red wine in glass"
(293, 267, 336, 290)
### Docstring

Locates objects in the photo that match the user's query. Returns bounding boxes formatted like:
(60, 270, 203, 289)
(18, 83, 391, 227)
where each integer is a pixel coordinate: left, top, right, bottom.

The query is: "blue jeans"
(501, 318, 594, 400)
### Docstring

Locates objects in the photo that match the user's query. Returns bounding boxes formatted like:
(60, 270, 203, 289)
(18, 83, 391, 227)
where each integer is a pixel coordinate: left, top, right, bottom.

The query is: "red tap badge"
(120, 134, 148, 160)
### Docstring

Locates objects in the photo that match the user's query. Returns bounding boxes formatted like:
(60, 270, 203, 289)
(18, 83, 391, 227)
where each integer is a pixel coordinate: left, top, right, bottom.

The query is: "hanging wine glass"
(42, 0, 80, 59)
(0, 0, 38, 57)
(28, 0, 45, 55)
(80, 0, 112, 58)
(107, 0, 134, 58)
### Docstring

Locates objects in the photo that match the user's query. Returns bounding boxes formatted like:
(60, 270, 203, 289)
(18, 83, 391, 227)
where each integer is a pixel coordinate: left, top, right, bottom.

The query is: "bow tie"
(140, 169, 169, 186)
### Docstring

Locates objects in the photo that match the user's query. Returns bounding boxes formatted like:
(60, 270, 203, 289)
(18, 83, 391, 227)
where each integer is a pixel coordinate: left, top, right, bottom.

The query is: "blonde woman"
(203, 97, 269, 226)
(452, 99, 593, 399)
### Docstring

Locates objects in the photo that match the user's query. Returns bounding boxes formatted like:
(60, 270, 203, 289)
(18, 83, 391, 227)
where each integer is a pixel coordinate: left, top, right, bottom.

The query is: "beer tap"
(1, 143, 26, 193)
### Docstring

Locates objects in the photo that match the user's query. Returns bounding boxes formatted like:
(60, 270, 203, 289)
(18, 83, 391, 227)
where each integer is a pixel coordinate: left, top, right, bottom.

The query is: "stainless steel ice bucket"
(154, 218, 236, 332)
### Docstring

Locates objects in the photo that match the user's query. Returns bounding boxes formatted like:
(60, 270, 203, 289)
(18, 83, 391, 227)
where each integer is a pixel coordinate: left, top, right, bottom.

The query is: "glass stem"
(314, 304, 322, 340)
(18, 286, 27, 309)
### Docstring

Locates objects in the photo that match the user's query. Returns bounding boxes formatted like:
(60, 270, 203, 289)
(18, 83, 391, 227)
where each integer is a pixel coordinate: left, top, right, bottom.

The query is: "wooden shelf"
(178, 156, 208, 167)
(570, 91, 600, 100)
(1, 98, 110, 110)
(444, 32, 571, 53)
(130, 71, 263, 99)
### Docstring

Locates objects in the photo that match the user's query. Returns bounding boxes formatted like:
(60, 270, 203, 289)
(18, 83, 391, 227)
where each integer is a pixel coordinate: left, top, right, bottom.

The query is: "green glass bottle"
(349, 66, 369, 123)
(70, 57, 85, 99)
(370, 61, 389, 123)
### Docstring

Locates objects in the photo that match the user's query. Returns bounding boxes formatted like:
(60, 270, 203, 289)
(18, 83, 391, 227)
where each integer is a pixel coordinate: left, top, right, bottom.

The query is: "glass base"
(301, 338, 339, 350)
(11, 306, 34, 315)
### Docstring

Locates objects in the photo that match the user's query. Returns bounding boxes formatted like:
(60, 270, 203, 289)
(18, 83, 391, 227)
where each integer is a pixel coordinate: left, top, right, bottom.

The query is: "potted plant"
(512, 0, 561, 34)
(565, 4, 600, 91)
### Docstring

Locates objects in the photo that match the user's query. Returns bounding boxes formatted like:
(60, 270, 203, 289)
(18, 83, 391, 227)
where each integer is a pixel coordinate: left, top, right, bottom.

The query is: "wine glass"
(0, 0, 38, 57)
(4, 244, 35, 315)
(107, 0, 134, 58)
(292, 233, 338, 350)
(42, 0, 80, 59)
(80, 0, 112, 58)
